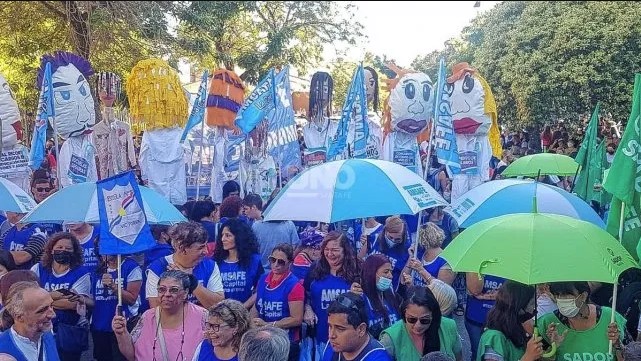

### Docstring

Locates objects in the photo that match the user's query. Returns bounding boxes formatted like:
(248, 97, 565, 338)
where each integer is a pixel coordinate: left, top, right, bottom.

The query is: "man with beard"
(0, 281, 59, 360)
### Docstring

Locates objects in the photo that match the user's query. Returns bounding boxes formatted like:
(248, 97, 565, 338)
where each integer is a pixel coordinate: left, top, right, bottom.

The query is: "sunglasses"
(269, 256, 287, 266)
(36, 187, 51, 192)
(405, 316, 432, 325)
(157, 286, 182, 295)
(335, 294, 360, 313)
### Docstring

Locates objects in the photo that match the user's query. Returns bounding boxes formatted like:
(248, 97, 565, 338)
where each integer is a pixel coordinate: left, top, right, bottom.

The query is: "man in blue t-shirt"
(322, 292, 391, 361)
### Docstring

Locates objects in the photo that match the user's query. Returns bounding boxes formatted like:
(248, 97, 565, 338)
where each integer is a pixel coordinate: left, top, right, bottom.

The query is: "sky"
(318, 1, 501, 70)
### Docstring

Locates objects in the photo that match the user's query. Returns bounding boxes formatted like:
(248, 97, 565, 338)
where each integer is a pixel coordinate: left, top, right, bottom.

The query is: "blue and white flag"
(433, 58, 460, 176)
(181, 70, 208, 143)
(235, 69, 277, 134)
(266, 67, 301, 178)
(327, 65, 368, 160)
(29, 62, 54, 170)
(96, 171, 155, 255)
(224, 131, 246, 174)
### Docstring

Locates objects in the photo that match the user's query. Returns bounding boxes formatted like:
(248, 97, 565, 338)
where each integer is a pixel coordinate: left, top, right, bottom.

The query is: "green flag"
(603, 73, 641, 261)
(574, 103, 600, 202)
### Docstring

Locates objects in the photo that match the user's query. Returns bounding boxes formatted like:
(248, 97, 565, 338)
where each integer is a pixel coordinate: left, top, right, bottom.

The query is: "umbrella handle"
(478, 259, 498, 277)
(533, 327, 557, 358)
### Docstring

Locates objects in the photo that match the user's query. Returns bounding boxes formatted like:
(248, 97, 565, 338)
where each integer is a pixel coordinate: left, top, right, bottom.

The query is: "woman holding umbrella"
(538, 281, 627, 361)
(477, 281, 544, 361)
(365, 216, 411, 290)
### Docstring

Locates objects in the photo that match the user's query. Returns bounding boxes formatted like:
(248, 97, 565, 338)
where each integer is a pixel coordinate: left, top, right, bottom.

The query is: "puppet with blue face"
(0, 73, 30, 190)
(382, 65, 434, 176)
(37, 51, 97, 186)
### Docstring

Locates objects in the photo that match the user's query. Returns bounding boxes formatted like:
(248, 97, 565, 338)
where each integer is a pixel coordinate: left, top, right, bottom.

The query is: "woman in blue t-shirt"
(354, 254, 401, 339)
(91, 254, 142, 361)
(304, 231, 362, 360)
(465, 273, 505, 358)
(193, 299, 252, 361)
(213, 218, 264, 309)
(366, 216, 411, 290)
(31, 232, 92, 361)
(406, 223, 456, 287)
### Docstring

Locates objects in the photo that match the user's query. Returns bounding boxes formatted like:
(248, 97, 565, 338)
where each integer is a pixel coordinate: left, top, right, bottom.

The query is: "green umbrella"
(502, 153, 580, 177)
(440, 213, 637, 284)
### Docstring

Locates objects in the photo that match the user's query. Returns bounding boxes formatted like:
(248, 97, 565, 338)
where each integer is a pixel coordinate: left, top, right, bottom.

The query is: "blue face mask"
(376, 276, 393, 291)
(385, 235, 400, 248)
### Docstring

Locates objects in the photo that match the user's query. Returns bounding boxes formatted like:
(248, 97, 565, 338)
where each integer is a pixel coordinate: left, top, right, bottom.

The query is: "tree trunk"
(67, 1, 91, 59)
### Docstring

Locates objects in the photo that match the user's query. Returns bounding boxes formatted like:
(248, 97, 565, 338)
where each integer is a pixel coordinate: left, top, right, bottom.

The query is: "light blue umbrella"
(447, 179, 605, 228)
(0, 177, 37, 213)
(263, 159, 448, 223)
(22, 182, 186, 225)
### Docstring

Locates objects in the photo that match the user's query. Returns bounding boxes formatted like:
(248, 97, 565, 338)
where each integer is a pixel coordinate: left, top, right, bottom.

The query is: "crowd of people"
(0, 173, 640, 361)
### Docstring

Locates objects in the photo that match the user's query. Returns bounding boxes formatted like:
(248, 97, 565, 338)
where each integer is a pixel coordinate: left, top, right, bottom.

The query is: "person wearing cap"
(291, 229, 323, 280)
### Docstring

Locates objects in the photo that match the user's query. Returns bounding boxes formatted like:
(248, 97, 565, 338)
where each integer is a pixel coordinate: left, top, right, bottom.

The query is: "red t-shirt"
(265, 271, 305, 302)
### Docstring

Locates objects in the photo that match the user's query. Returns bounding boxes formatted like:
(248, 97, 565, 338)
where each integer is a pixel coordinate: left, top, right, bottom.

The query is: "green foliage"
(177, 1, 364, 84)
(411, 1, 641, 131)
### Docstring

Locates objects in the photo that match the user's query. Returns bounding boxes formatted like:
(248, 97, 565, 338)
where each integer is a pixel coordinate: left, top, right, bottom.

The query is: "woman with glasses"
(31, 232, 93, 361)
(146, 222, 225, 309)
(252, 244, 304, 341)
(112, 270, 208, 361)
(213, 219, 264, 309)
(304, 231, 362, 360)
(193, 299, 252, 361)
(380, 286, 462, 361)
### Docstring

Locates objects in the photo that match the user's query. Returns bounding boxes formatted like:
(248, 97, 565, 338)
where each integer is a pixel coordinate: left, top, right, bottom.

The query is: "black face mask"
(53, 250, 73, 265)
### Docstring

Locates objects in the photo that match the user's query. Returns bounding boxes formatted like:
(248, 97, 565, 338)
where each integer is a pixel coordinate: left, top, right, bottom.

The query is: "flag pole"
(609, 202, 626, 354)
(195, 120, 207, 200)
(117, 253, 123, 308)
(51, 121, 62, 189)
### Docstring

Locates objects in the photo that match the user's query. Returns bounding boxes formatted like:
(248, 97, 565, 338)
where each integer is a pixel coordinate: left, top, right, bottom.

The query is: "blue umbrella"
(447, 179, 605, 228)
(0, 177, 37, 213)
(22, 182, 186, 225)
(263, 159, 448, 223)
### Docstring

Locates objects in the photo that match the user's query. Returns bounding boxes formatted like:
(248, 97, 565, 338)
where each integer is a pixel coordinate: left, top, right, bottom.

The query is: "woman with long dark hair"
(360, 254, 401, 339)
(477, 281, 542, 361)
(380, 286, 462, 361)
(213, 218, 263, 309)
(304, 231, 362, 360)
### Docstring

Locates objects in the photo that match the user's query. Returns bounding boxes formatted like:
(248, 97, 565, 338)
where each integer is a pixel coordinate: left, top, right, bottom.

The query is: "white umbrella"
(0, 177, 37, 213)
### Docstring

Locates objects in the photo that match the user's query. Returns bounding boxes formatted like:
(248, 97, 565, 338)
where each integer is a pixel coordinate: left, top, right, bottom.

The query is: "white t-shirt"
(58, 134, 98, 187)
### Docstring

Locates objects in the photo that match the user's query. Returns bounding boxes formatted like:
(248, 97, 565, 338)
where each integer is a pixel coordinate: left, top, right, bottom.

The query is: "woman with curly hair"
(31, 232, 93, 361)
(303, 231, 362, 360)
(213, 218, 264, 309)
(193, 299, 252, 361)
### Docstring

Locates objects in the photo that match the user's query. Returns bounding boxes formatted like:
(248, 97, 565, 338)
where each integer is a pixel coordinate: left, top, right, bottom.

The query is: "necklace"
(152, 305, 186, 361)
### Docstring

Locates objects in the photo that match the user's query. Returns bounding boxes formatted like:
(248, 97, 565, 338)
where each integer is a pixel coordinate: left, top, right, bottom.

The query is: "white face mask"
(556, 295, 583, 318)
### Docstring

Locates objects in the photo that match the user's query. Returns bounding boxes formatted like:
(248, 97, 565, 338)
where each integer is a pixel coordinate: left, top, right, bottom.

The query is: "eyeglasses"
(405, 316, 432, 325)
(36, 187, 51, 192)
(269, 256, 287, 266)
(157, 286, 182, 295)
(205, 322, 229, 332)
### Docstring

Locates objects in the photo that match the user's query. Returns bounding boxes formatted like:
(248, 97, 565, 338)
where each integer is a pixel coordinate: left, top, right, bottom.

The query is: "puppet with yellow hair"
(448, 62, 502, 201)
(127, 59, 189, 205)
(381, 64, 434, 176)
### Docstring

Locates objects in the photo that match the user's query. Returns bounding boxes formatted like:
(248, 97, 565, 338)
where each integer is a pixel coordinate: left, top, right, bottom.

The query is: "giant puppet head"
(0, 73, 23, 147)
(308, 71, 333, 125)
(447, 62, 502, 157)
(126, 59, 188, 131)
(383, 64, 433, 135)
(37, 51, 95, 139)
(364, 66, 380, 112)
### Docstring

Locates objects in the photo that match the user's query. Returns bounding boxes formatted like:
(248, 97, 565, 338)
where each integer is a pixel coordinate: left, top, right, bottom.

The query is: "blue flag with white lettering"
(96, 171, 155, 255)
(235, 69, 277, 134)
(266, 67, 301, 178)
(433, 59, 460, 176)
(328, 65, 367, 160)
(351, 65, 369, 159)
(181, 70, 208, 143)
(29, 62, 54, 170)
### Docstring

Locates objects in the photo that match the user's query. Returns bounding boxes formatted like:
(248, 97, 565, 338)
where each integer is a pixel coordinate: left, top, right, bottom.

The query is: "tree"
(0, 1, 179, 113)
(177, 1, 364, 84)
(410, 1, 641, 131)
